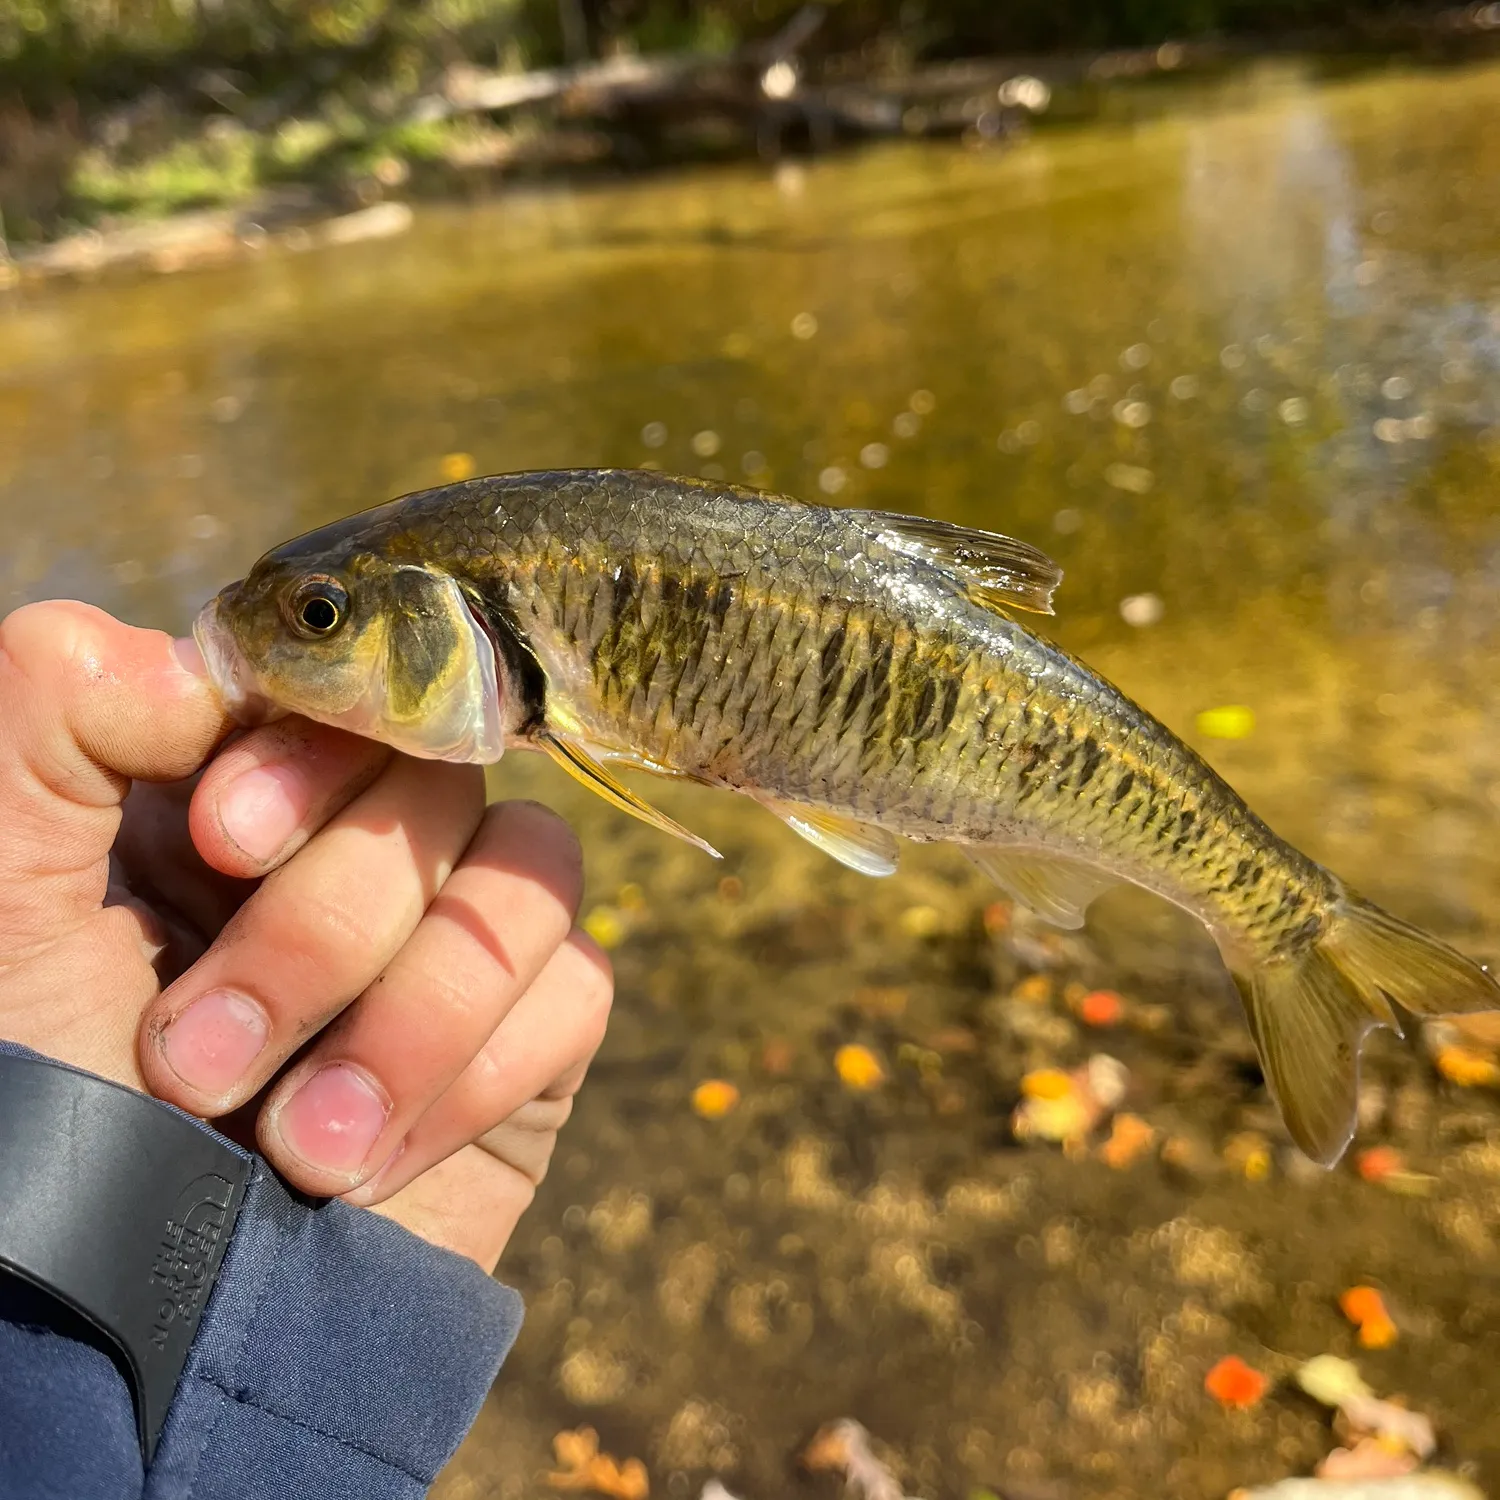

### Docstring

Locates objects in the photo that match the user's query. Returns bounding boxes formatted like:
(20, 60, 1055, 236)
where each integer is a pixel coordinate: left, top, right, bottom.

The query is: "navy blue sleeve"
(0, 1044, 524, 1500)
(0, 1276, 143, 1500)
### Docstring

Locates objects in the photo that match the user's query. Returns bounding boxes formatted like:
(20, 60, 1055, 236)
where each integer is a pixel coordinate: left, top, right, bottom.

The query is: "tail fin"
(1233, 895, 1500, 1167)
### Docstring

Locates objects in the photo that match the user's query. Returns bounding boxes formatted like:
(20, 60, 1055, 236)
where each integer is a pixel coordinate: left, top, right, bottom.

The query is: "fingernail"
(276, 1064, 390, 1179)
(218, 763, 306, 863)
(173, 635, 207, 677)
(161, 990, 269, 1098)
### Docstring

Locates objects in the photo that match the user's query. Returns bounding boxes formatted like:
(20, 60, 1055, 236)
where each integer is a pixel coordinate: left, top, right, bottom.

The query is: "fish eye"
(284, 577, 349, 640)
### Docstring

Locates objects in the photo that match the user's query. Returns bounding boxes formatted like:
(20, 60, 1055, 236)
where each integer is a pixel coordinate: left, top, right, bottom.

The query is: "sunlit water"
(5, 56, 1500, 1498)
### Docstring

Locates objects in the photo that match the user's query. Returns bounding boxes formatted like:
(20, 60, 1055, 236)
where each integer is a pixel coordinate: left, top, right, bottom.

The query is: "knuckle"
(0, 601, 105, 693)
(582, 977, 613, 1042)
(101, 891, 169, 957)
(568, 930, 615, 1009)
(467, 1038, 508, 1092)
(416, 961, 494, 1035)
(494, 800, 585, 911)
(0, 603, 133, 805)
(512, 1093, 575, 1136)
(95, 902, 164, 973)
(477, 1105, 567, 1187)
(525, 1137, 561, 1188)
(504, 1158, 545, 1198)
(544, 1058, 592, 1101)
(566, 966, 612, 1058)
(252, 879, 389, 985)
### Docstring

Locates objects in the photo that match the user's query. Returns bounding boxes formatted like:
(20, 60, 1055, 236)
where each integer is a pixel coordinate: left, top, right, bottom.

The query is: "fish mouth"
(192, 589, 284, 726)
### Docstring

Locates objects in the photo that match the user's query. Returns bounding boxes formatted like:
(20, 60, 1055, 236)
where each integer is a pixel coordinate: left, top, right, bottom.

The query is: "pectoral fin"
(966, 845, 1114, 928)
(861, 511, 1063, 615)
(759, 798, 900, 877)
(539, 731, 721, 859)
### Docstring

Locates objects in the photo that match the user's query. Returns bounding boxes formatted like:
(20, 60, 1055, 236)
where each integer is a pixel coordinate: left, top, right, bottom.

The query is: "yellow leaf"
(1195, 704, 1256, 739)
(1021, 1067, 1073, 1101)
(835, 1044, 886, 1090)
(582, 906, 626, 949)
(899, 904, 944, 938)
(691, 1079, 740, 1119)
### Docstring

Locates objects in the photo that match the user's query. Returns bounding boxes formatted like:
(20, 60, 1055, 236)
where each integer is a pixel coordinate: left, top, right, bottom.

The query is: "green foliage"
(0, 0, 532, 108)
(59, 107, 474, 225)
(0, 0, 1453, 104)
(69, 123, 259, 216)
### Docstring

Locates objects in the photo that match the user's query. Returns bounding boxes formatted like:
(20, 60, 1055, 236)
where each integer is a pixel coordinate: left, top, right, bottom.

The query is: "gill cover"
(372, 568, 505, 763)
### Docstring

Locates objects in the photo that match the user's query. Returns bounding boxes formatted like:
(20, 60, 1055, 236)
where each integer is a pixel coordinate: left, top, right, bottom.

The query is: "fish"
(194, 467, 1500, 1165)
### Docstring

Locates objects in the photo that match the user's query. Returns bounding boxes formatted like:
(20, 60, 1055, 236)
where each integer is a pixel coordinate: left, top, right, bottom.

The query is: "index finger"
(188, 718, 393, 879)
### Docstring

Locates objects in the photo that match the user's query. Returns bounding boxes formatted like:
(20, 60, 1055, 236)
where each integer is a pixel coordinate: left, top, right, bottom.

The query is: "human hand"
(0, 601, 612, 1272)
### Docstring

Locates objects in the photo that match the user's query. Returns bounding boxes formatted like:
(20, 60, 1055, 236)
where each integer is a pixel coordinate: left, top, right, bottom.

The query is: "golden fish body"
(196, 469, 1500, 1164)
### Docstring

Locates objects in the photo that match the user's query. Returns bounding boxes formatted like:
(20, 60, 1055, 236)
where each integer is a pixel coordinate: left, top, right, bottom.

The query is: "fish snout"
(192, 590, 284, 726)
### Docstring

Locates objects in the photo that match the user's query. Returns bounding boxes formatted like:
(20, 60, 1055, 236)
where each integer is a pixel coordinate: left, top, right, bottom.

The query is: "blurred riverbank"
(4, 0, 1500, 274)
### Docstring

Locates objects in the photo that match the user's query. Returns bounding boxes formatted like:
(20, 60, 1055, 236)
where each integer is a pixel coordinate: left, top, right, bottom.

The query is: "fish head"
(194, 517, 505, 764)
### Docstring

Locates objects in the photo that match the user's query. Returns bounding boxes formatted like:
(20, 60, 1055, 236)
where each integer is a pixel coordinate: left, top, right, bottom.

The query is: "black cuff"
(0, 1049, 250, 1463)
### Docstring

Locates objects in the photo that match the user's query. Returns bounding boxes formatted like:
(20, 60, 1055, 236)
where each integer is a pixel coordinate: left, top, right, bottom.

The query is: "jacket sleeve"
(0, 1042, 524, 1500)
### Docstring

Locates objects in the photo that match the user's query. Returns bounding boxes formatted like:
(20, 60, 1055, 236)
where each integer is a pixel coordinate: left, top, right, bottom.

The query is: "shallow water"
(5, 55, 1500, 1499)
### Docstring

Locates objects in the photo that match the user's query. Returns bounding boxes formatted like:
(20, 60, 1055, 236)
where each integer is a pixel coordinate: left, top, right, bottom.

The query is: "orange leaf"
(1357, 1313, 1399, 1349)
(1078, 989, 1124, 1027)
(548, 1429, 650, 1500)
(691, 1079, 740, 1119)
(1340, 1286, 1398, 1346)
(1099, 1112, 1156, 1169)
(1435, 1044, 1500, 1087)
(1339, 1285, 1388, 1326)
(1355, 1146, 1403, 1184)
(981, 901, 1012, 936)
(1204, 1355, 1268, 1409)
(1011, 974, 1053, 1005)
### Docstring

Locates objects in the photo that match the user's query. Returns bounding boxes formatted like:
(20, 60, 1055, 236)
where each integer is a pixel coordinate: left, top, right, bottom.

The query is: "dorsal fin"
(860, 511, 1062, 615)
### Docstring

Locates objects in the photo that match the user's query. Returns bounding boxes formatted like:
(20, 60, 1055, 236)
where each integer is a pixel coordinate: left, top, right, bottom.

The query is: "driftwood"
(399, 0, 1500, 163)
(410, 3, 830, 121)
(400, 15, 1231, 164)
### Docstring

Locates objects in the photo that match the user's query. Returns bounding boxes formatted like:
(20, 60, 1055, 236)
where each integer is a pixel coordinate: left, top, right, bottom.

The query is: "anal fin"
(965, 845, 1114, 929)
(759, 798, 900, 877)
(539, 731, 721, 859)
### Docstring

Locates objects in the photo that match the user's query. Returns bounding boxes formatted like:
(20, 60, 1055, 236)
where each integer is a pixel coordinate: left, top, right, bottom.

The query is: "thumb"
(0, 600, 230, 954)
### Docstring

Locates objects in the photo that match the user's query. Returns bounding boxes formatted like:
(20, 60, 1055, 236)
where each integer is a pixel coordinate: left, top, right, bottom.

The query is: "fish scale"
(197, 467, 1500, 1165)
(496, 481, 1312, 932)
